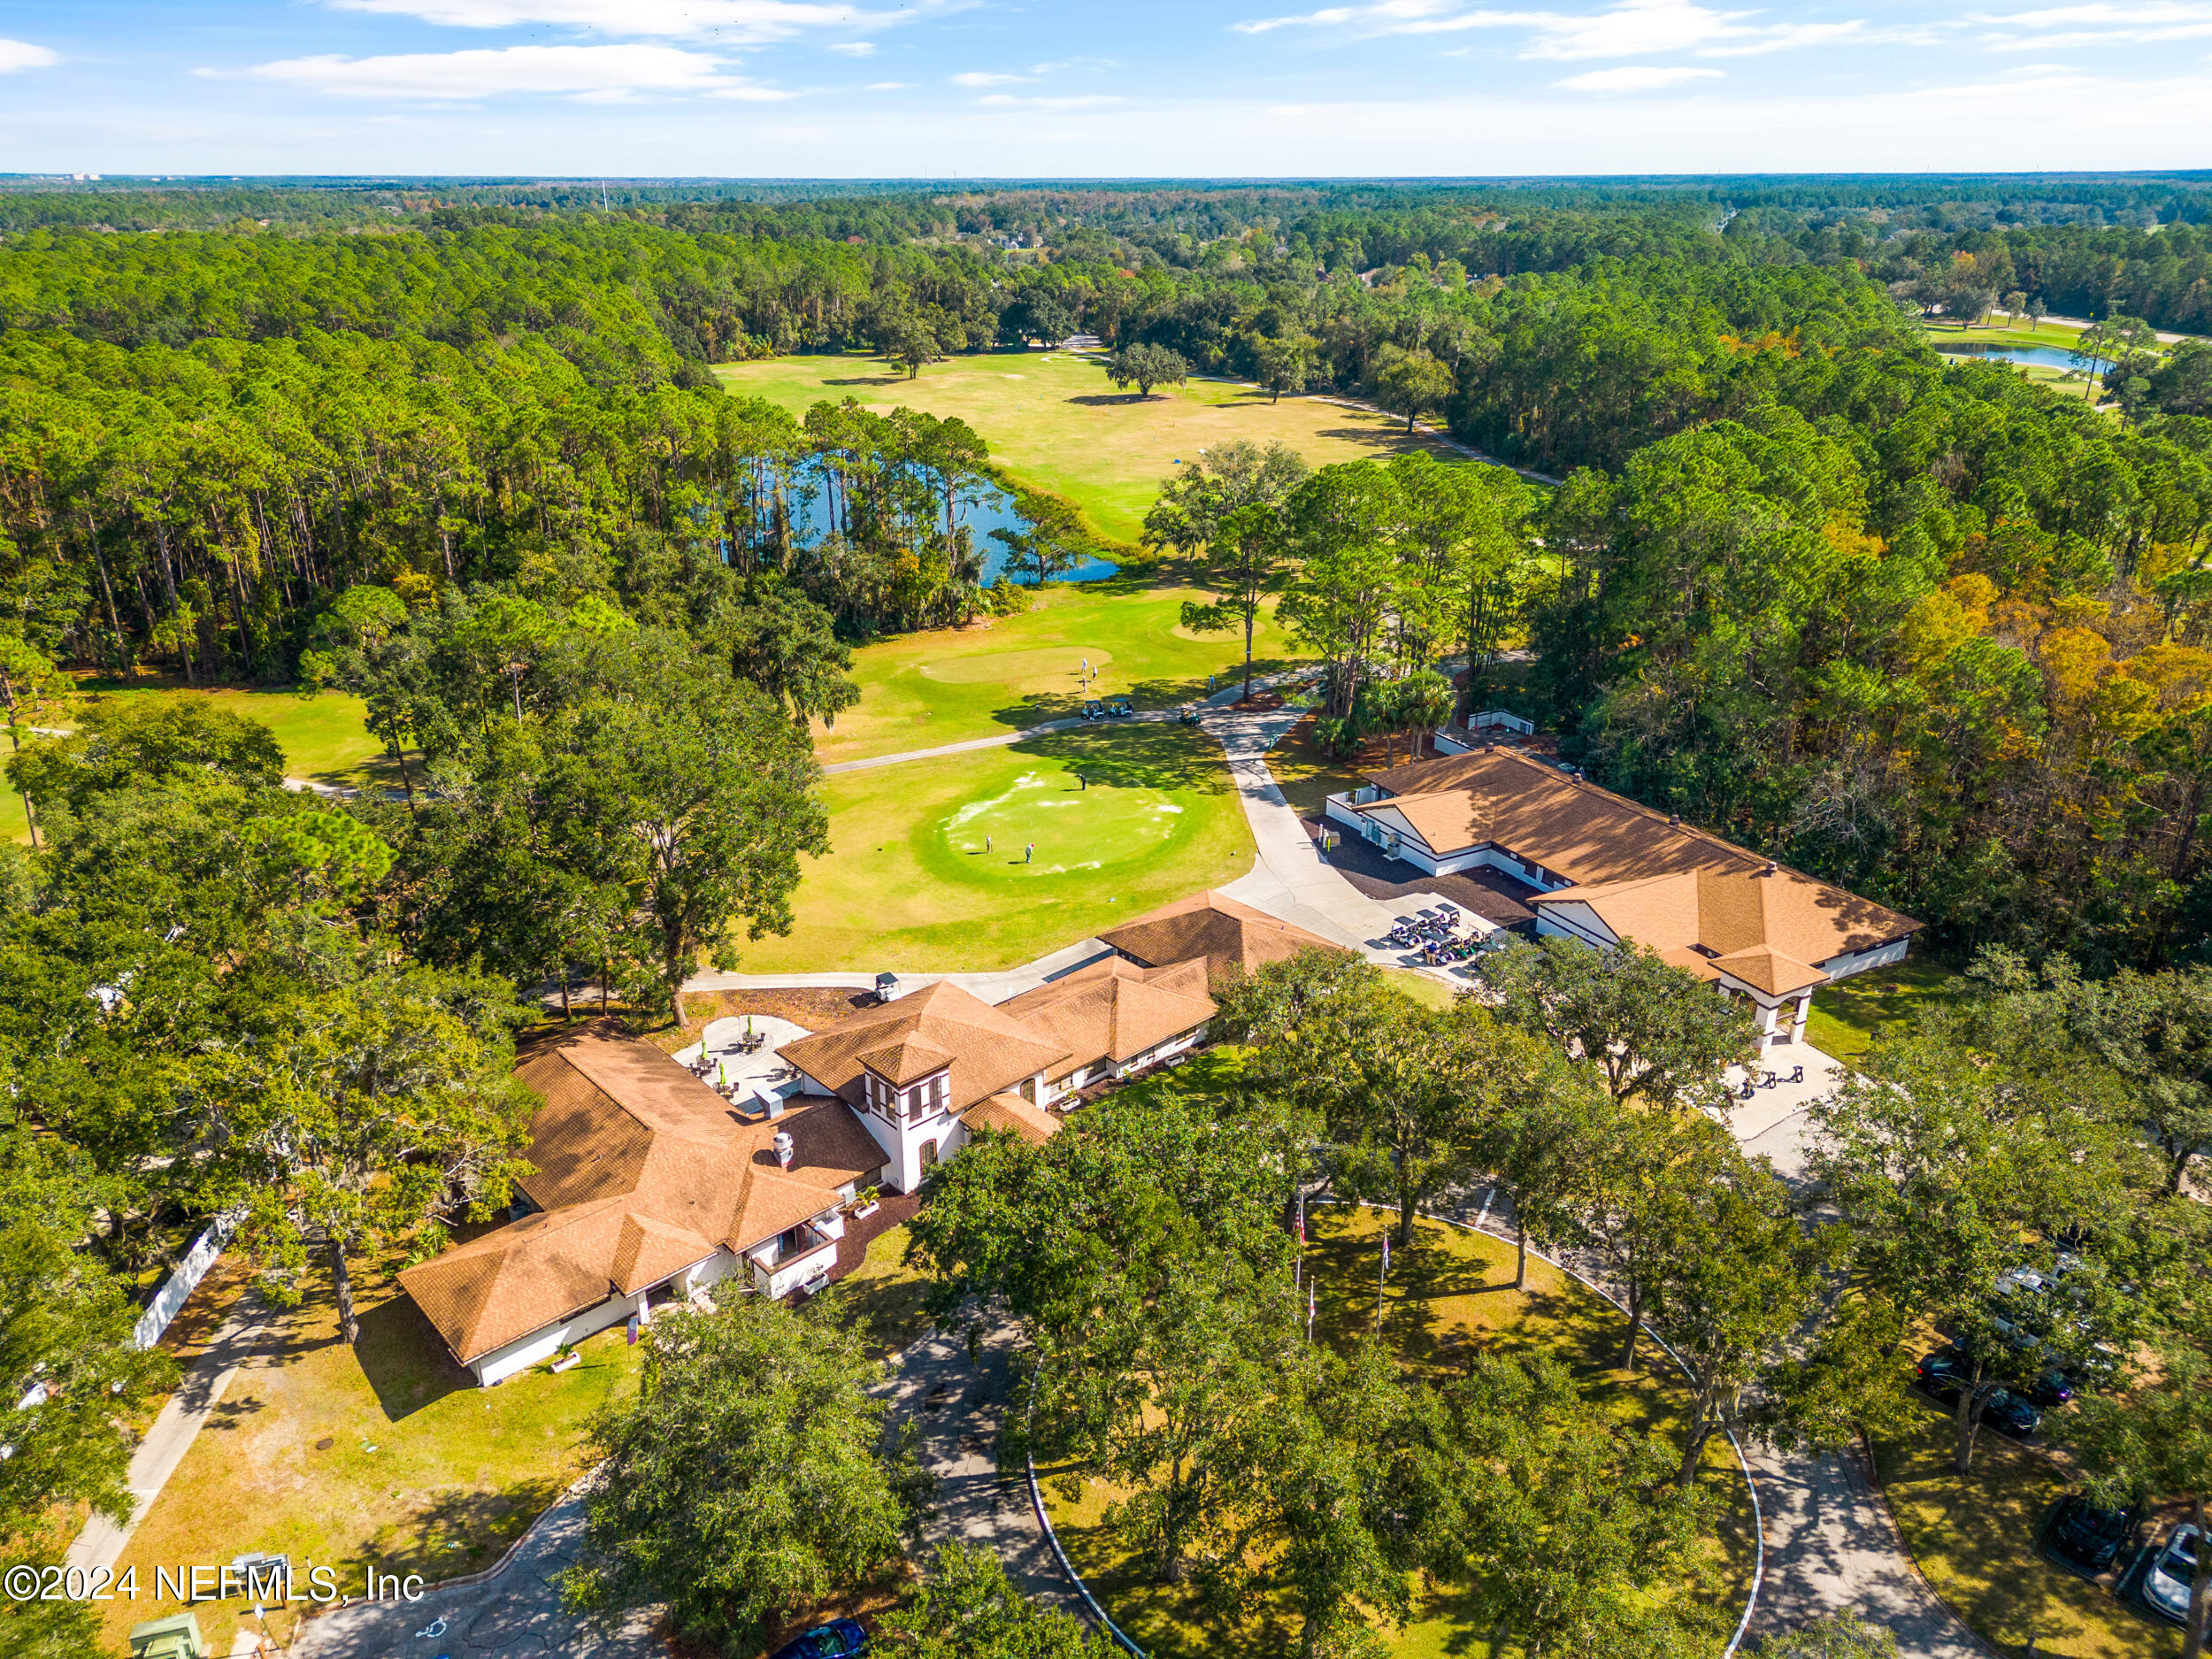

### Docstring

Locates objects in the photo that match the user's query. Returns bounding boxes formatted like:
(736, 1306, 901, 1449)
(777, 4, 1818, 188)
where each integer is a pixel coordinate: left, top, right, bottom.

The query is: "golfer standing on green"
(1025, 841, 1033, 864)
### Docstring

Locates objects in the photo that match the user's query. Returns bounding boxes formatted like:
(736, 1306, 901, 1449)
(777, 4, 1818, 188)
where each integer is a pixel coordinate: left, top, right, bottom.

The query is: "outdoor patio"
(672, 1015, 814, 1111)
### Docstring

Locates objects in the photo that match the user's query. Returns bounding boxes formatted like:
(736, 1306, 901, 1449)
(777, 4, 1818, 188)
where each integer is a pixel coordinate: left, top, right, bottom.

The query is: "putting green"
(939, 767, 1184, 877)
(740, 724, 1251, 973)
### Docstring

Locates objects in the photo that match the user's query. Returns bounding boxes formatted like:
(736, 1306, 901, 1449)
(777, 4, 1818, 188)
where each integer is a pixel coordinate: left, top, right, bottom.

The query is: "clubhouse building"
(1325, 743, 1919, 1049)
(400, 893, 1344, 1386)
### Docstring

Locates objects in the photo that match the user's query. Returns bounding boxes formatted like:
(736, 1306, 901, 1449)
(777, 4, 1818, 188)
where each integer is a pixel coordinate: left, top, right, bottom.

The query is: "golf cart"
(1179, 704, 1201, 724)
(1107, 697, 1134, 718)
(1080, 700, 1107, 721)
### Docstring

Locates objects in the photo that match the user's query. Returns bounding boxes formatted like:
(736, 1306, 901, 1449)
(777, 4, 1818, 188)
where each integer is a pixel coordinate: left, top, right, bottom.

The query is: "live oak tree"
(1420, 1354, 1722, 1659)
(879, 1540, 1102, 1657)
(908, 1087, 1305, 1590)
(1250, 327, 1320, 403)
(2062, 1333, 2212, 1659)
(0, 1137, 176, 1547)
(1575, 1107, 1737, 1374)
(1371, 345, 1453, 433)
(1108, 342, 1188, 398)
(562, 1294, 929, 1655)
(1473, 1049, 1615, 1291)
(217, 944, 536, 1345)
(1970, 947, 2212, 1195)
(521, 627, 829, 1015)
(7, 695, 283, 826)
(1808, 1021, 2145, 1476)
(1485, 934, 1761, 1114)
(1243, 975, 1509, 1248)
(1649, 1154, 1821, 1486)
(989, 494, 1089, 588)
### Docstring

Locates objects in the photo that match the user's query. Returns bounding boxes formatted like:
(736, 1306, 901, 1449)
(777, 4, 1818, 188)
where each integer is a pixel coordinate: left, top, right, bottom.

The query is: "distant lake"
(1939, 342, 2089, 372)
(786, 465, 1118, 586)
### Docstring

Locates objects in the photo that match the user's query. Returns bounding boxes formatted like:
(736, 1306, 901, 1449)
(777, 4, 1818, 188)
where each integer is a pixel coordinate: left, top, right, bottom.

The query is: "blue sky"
(2, 0, 2208, 177)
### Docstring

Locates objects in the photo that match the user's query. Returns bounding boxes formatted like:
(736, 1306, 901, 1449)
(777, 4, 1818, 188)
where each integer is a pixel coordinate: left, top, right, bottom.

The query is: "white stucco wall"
(470, 1247, 736, 1386)
(1819, 936, 1912, 983)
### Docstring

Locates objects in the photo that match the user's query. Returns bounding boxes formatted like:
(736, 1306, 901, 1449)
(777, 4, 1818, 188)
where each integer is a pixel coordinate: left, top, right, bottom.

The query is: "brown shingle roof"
(1096, 890, 1350, 989)
(400, 1030, 885, 1366)
(778, 980, 1071, 1111)
(961, 1092, 1064, 1145)
(1358, 748, 1763, 883)
(1361, 748, 1917, 963)
(997, 956, 1216, 1081)
(1536, 865, 1907, 994)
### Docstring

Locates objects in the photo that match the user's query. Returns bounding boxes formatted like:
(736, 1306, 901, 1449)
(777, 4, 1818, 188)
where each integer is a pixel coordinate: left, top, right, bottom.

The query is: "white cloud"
(975, 93, 1124, 107)
(1981, 1, 2212, 44)
(1555, 62, 1723, 85)
(828, 41, 875, 55)
(326, 0, 942, 42)
(1232, 0, 1886, 57)
(224, 42, 764, 99)
(865, 79, 913, 88)
(949, 69, 1031, 85)
(0, 37, 59, 72)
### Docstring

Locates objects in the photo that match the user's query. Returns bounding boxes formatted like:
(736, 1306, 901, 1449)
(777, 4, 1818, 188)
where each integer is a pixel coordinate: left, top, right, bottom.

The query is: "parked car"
(1915, 1349, 2042, 1439)
(1080, 700, 1106, 721)
(1957, 1338, 2075, 1409)
(767, 1619, 870, 1659)
(2047, 1493, 2138, 1573)
(1106, 696, 1133, 717)
(2144, 1523, 2202, 1626)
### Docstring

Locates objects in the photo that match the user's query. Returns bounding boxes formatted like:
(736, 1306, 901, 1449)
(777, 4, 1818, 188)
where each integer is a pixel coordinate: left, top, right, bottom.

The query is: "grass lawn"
(830, 1224, 934, 1361)
(1041, 1204, 1756, 1658)
(741, 720, 1254, 974)
(1805, 955, 1970, 1062)
(98, 1246, 646, 1657)
(810, 578, 1309, 765)
(103, 1223, 936, 1657)
(714, 349, 1464, 545)
(1384, 967, 1460, 1010)
(1872, 1414, 2184, 1659)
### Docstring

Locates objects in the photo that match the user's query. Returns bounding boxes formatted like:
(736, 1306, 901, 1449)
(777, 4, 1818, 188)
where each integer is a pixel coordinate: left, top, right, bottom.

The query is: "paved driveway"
(286, 1491, 659, 1659)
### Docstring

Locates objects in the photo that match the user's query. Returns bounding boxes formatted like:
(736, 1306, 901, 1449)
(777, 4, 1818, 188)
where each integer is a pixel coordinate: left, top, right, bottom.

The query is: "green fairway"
(741, 721, 1253, 974)
(714, 349, 1463, 544)
(810, 579, 1309, 764)
(4, 680, 391, 842)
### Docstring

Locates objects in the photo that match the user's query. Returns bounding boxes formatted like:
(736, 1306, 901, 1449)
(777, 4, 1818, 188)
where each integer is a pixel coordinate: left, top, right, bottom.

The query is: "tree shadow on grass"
(1019, 722, 1232, 796)
(1065, 393, 1153, 407)
(342, 1476, 571, 1587)
(821, 374, 905, 388)
(1316, 422, 1425, 448)
(354, 1290, 472, 1425)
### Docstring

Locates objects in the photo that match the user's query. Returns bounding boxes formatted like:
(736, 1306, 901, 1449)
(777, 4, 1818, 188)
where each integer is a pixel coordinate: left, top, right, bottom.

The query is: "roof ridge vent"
(1759, 860, 1778, 876)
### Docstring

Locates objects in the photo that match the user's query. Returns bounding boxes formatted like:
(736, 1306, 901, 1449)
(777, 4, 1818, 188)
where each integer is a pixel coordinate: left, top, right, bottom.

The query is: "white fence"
(133, 1212, 237, 1350)
(1468, 709, 1535, 735)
